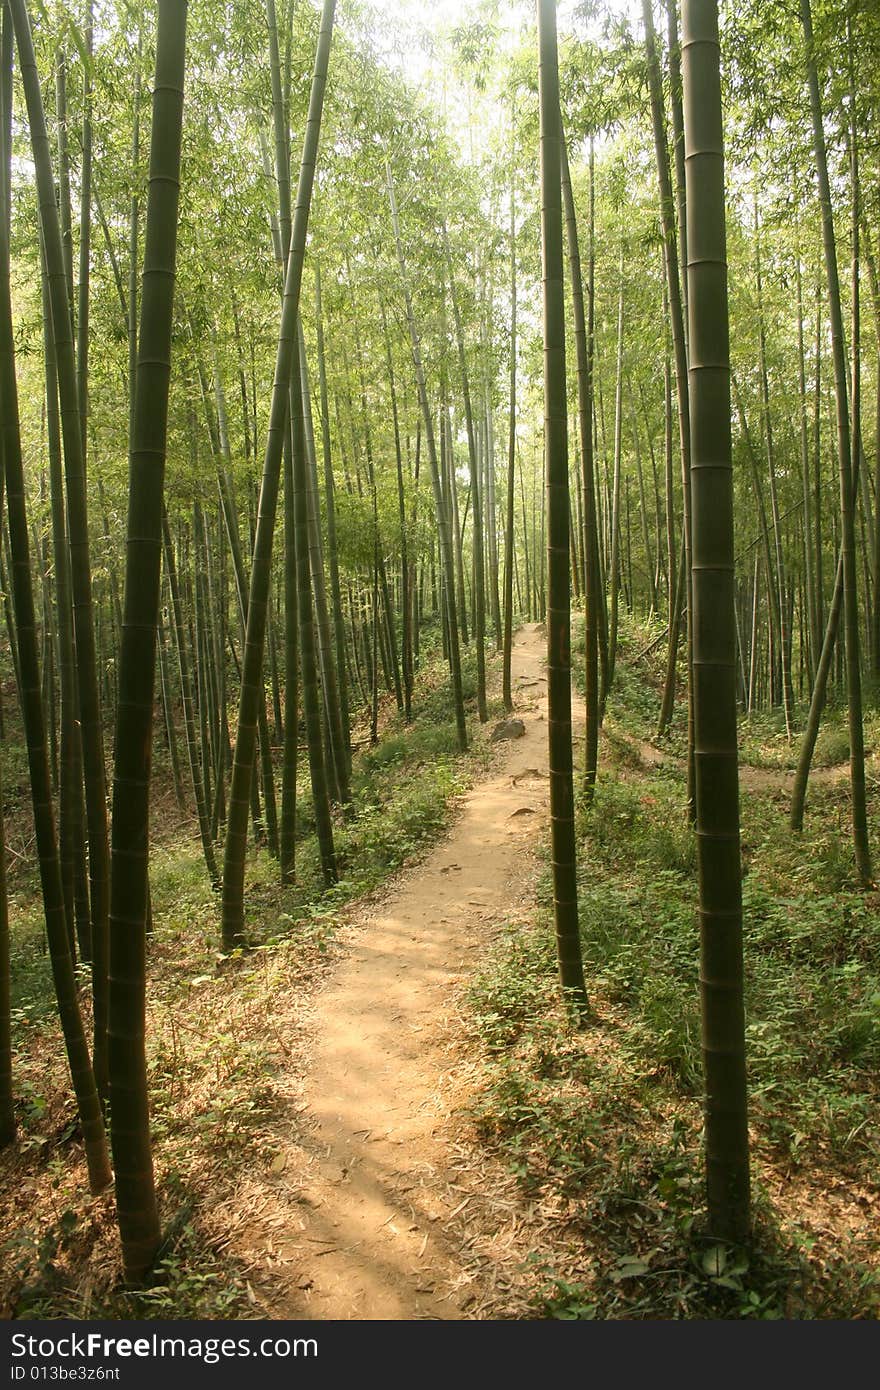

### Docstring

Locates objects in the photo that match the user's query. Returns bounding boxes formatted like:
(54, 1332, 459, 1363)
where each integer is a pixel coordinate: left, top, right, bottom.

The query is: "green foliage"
(813, 724, 852, 769)
(738, 710, 856, 773)
(360, 721, 460, 773)
(468, 890, 879, 1317)
(8, 908, 54, 1025)
(466, 639, 880, 1318)
(333, 750, 464, 889)
(119, 1226, 249, 1320)
(3, 1194, 251, 1320)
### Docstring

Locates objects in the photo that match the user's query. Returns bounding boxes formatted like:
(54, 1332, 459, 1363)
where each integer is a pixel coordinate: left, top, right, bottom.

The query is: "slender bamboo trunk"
(537, 0, 588, 1017)
(76, 2, 93, 452)
(483, 343, 502, 651)
(630, 384, 656, 614)
(733, 376, 783, 710)
(644, 0, 695, 811)
(502, 147, 517, 713)
(667, 0, 688, 350)
(640, 375, 667, 600)
(382, 303, 413, 721)
(796, 248, 817, 689)
(0, 16, 110, 1190)
(299, 320, 349, 802)
(0, 3, 13, 1151)
(791, 555, 843, 830)
(861, 225, 880, 679)
(316, 266, 351, 750)
(163, 511, 219, 884)
(445, 224, 487, 722)
(387, 159, 468, 752)
(813, 287, 825, 648)
(54, 45, 74, 321)
(607, 246, 624, 695)
(445, 407, 470, 648)
(561, 135, 599, 796)
(748, 555, 760, 716)
(12, 0, 111, 1098)
(280, 419, 298, 885)
(291, 333, 337, 885)
(41, 251, 90, 965)
(158, 607, 186, 808)
(755, 199, 793, 737)
(222, 0, 336, 946)
(800, 0, 872, 886)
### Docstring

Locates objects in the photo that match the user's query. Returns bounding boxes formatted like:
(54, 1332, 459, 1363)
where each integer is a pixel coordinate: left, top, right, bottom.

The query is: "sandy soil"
(279, 624, 566, 1318)
(223, 623, 570, 1319)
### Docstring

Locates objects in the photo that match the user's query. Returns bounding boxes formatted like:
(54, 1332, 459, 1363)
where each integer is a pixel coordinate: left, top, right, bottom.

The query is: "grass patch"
(464, 631, 880, 1319)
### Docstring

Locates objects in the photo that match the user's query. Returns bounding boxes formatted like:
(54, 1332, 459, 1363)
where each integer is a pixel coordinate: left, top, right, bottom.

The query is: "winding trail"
(236, 623, 569, 1319)
(221, 626, 866, 1319)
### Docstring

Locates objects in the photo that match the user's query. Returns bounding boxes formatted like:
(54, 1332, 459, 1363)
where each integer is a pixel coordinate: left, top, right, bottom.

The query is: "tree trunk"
(537, 0, 588, 1017)
(606, 245, 624, 697)
(643, 0, 695, 812)
(800, 0, 872, 886)
(561, 135, 600, 797)
(502, 139, 517, 714)
(682, 0, 750, 1243)
(291, 332, 337, 886)
(222, 0, 336, 947)
(107, 0, 188, 1284)
(12, 0, 112, 1101)
(0, 10, 110, 1193)
(387, 159, 468, 752)
(445, 223, 487, 722)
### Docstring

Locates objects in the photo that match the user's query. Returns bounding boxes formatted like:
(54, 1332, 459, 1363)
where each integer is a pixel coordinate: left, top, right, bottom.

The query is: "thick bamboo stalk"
(682, 0, 750, 1242)
(108, 0, 189, 1283)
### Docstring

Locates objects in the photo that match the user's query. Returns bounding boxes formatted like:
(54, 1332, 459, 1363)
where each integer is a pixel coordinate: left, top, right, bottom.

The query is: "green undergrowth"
(571, 607, 880, 776)
(233, 708, 490, 948)
(738, 705, 880, 774)
(467, 647, 880, 1318)
(571, 609, 689, 754)
(3, 644, 498, 1319)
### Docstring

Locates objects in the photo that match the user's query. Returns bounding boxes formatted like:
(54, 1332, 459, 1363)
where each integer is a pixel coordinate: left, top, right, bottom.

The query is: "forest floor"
(2, 621, 878, 1320)
(222, 623, 561, 1319)
(208, 621, 880, 1321)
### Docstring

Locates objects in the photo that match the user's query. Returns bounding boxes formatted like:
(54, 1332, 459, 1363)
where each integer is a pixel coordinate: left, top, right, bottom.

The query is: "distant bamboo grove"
(0, 0, 877, 1279)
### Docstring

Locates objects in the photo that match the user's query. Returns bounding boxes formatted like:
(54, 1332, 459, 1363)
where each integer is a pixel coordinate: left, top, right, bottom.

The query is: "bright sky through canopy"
(365, 0, 641, 133)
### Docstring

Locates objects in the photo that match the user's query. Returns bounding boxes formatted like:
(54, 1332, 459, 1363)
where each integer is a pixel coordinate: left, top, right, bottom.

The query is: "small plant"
(813, 724, 851, 769)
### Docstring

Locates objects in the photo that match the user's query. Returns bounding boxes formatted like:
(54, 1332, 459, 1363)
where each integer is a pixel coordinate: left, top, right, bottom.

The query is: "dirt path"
(227, 623, 569, 1319)
(216, 634, 870, 1319)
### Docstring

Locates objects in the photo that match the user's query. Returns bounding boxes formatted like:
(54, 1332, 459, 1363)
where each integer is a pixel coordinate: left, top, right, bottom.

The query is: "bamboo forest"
(0, 0, 878, 1326)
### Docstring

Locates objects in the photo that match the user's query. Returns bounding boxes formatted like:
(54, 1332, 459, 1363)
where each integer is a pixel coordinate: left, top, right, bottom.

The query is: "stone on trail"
(490, 718, 526, 743)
